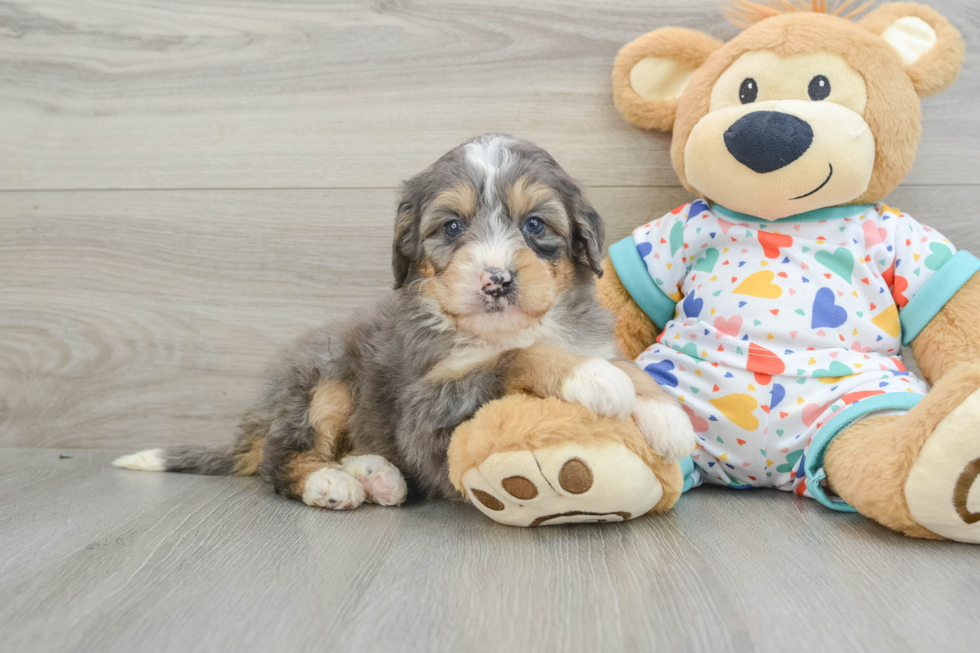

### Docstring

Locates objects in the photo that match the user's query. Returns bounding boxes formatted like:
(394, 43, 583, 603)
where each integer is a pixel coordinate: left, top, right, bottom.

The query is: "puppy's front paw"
(559, 358, 635, 420)
(633, 398, 696, 464)
(302, 467, 366, 510)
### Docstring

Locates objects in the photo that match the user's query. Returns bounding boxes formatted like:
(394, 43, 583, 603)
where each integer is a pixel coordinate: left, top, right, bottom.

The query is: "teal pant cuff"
(804, 393, 923, 513)
(679, 456, 700, 493)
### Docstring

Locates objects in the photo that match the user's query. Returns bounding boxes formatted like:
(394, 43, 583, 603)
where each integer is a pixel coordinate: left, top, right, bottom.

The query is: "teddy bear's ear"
(860, 2, 965, 97)
(613, 28, 723, 132)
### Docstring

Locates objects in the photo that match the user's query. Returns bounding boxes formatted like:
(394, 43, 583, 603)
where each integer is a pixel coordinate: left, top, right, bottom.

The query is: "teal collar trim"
(711, 203, 874, 224)
(607, 236, 677, 329)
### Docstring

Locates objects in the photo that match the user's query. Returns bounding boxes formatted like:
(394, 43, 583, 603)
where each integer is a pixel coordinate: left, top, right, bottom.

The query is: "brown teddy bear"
(450, 1, 980, 544)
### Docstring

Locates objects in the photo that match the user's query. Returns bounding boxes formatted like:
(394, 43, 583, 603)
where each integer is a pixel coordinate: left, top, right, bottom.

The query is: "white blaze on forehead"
(463, 135, 520, 270)
(464, 134, 516, 203)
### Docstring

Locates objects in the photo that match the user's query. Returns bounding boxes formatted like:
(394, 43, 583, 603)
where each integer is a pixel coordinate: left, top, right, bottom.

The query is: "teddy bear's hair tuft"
(725, 0, 875, 28)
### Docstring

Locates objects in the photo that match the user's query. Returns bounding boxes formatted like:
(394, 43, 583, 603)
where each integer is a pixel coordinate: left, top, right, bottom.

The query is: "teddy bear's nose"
(724, 111, 814, 174)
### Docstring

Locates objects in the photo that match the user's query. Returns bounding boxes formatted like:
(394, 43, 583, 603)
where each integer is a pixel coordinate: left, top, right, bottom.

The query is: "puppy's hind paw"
(633, 398, 696, 464)
(559, 358, 636, 420)
(341, 454, 408, 506)
(302, 467, 366, 510)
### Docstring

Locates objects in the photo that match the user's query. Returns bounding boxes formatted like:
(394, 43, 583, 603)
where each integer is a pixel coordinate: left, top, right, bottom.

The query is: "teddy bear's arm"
(910, 273, 980, 385)
(597, 255, 661, 359)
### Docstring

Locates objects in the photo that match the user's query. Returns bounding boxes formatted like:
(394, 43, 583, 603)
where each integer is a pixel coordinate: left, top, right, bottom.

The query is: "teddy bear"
(448, 1, 980, 544)
(597, 0, 977, 543)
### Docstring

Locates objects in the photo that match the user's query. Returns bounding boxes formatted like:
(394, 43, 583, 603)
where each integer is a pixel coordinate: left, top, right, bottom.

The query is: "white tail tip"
(112, 449, 166, 471)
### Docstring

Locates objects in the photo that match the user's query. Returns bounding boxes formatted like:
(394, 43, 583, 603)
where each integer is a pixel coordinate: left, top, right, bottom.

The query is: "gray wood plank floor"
(1, 449, 978, 653)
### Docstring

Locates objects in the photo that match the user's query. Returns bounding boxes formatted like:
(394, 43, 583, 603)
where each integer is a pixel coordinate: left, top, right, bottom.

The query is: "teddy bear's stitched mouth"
(791, 162, 834, 200)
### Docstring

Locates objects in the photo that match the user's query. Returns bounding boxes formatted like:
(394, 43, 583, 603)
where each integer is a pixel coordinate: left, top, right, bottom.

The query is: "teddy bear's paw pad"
(461, 442, 664, 527)
(340, 454, 407, 506)
(905, 387, 980, 543)
(302, 467, 366, 510)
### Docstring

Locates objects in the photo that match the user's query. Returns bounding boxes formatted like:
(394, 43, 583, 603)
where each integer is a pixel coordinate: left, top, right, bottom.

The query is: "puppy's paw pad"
(633, 398, 697, 463)
(302, 467, 365, 510)
(341, 455, 407, 506)
(559, 358, 635, 420)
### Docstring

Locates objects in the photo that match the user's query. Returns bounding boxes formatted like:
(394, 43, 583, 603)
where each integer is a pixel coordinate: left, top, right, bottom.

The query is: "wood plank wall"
(1, 0, 977, 448)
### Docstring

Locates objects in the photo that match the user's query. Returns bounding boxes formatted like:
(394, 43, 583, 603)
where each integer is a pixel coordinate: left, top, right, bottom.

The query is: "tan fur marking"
(447, 395, 684, 514)
(308, 381, 353, 460)
(431, 183, 478, 219)
(910, 272, 980, 385)
(506, 178, 571, 238)
(824, 361, 980, 539)
(233, 434, 264, 476)
(418, 183, 478, 240)
(513, 247, 562, 319)
(497, 345, 581, 398)
(418, 261, 436, 279)
(597, 256, 661, 360)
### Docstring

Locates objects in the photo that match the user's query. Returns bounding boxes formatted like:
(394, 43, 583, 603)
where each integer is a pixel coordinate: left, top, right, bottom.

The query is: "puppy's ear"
(613, 27, 723, 132)
(861, 3, 965, 97)
(391, 196, 421, 289)
(563, 182, 605, 277)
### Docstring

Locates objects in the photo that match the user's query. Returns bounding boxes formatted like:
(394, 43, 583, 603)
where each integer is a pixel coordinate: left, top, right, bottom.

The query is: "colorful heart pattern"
(733, 270, 782, 298)
(627, 201, 954, 493)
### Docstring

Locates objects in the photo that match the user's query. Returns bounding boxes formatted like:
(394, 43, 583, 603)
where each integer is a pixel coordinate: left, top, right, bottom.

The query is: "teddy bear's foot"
(461, 442, 664, 527)
(905, 387, 980, 544)
(448, 394, 684, 527)
(825, 362, 980, 542)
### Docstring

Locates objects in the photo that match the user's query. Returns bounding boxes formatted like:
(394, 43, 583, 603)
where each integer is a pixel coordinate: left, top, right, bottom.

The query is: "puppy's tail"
(112, 438, 263, 477)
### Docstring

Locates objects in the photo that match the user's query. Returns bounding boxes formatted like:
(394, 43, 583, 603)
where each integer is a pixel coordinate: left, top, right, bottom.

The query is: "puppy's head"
(392, 134, 604, 337)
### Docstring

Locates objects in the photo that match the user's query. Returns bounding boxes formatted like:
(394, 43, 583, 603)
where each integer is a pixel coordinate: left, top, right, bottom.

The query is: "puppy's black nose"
(724, 111, 813, 173)
(481, 267, 514, 298)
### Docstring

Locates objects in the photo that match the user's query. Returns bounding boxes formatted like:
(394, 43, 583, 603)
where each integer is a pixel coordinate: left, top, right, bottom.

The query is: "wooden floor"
(1, 449, 978, 653)
(1, 1, 979, 651)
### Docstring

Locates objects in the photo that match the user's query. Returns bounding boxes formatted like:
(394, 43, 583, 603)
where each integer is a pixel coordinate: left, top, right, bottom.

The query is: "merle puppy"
(115, 134, 692, 509)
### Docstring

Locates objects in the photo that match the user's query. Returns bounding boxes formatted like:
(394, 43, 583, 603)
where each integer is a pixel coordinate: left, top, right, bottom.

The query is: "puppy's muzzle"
(481, 267, 514, 298)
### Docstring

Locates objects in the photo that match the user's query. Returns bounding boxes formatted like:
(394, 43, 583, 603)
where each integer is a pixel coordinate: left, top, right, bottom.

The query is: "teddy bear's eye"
(739, 78, 758, 104)
(808, 75, 831, 101)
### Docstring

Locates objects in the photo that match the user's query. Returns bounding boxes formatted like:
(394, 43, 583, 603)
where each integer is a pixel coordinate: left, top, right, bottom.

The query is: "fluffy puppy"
(115, 134, 693, 509)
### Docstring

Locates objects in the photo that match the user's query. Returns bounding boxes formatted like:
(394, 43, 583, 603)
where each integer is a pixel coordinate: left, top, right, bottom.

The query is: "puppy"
(115, 134, 694, 509)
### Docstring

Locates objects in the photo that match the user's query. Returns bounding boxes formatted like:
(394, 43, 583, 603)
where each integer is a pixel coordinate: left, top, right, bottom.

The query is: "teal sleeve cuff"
(900, 251, 980, 346)
(607, 236, 677, 329)
(804, 393, 923, 513)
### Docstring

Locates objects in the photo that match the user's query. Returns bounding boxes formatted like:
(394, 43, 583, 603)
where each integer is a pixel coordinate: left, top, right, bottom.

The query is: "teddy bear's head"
(613, 1, 964, 221)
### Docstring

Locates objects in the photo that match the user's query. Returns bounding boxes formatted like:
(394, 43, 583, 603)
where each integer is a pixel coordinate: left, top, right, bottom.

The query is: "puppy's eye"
(443, 220, 464, 238)
(739, 78, 758, 104)
(808, 75, 831, 101)
(523, 216, 545, 235)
